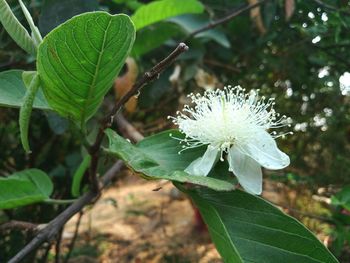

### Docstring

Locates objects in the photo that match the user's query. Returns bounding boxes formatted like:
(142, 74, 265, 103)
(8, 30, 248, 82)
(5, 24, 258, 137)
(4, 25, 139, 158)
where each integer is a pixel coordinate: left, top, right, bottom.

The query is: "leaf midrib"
(80, 17, 112, 127)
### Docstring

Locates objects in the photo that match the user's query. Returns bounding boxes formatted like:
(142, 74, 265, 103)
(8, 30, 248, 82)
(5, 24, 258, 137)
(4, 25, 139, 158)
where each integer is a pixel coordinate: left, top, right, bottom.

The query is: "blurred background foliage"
(0, 0, 350, 261)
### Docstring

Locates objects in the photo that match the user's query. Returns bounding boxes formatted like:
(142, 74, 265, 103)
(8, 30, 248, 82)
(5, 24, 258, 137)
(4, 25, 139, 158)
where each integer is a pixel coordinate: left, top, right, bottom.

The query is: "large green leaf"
(0, 0, 36, 55)
(184, 187, 339, 263)
(0, 169, 53, 209)
(105, 129, 235, 191)
(0, 70, 49, 110)
(131, 0, 204, 31)
(37, 12, 135, 127)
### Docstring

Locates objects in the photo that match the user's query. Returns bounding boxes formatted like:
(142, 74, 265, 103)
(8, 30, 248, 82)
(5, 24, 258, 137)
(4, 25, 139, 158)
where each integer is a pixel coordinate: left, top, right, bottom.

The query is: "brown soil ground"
(58, 170, 332, 263)
(61, 172, 222, 263)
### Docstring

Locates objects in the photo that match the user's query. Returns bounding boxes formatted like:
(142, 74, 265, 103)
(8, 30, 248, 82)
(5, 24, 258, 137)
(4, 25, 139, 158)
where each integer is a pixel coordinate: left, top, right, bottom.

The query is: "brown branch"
(8, 160, 125, 263)
(9, 103, 147, 262)
(55, 228, 63, 263)
(0, 220, 39, 232)
(115, 113, 144, 142)
(188, 0, 268, 38)
(314, 45, 350, 68)
(203, 59, 241, 73)
(267, 200, 335, 224)
(88, 43, 189, 192)
(63, 212, 83, 263)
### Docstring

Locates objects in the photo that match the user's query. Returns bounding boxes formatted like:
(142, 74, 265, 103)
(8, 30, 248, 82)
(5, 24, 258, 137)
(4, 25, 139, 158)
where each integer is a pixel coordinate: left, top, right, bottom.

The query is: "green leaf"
(131, 0, 204, 31)
(184, 187, 339, 263)
(331, 186, 350, 210)
(138, 68, 172, 107)
(114, 0, 144, 10)
(18, 0, 42, 46)
(39, 0, 99, 36)
(46, 111, 69, 135)
(0, 169, 53, 209)
(19, 72, 41, 153)
(0, 70, 49, 109)
(71, 154, 91, 197)
(105, 129, 235, 191)
(37, 12, 136, 128)
(132, 22, 181, 57)
(169, 14, 231, 48)
(0, 0, 36, 55)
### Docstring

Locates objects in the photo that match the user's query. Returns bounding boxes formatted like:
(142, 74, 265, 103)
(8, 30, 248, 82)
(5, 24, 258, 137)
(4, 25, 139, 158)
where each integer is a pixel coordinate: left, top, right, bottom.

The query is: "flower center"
(169, 86, 291, 155)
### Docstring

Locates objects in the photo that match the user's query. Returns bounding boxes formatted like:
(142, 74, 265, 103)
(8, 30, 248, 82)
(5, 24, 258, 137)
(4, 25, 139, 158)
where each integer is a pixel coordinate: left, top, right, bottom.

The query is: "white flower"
(339, 72, 350, 96)
(169, 86, 291, 195)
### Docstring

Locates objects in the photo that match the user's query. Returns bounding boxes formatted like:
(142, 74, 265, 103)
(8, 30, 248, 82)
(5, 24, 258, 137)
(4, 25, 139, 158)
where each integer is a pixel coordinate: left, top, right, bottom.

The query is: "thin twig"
(38, 243, 51, 263)
(314, 45, 350, 68)
(63, 212, 83, 263)
(115, 113, 144, 143)
(268, 200, 335, 224)
(203, 59, 241, 73)
(310, 0, 350, 15)
(88, 43, 189, 192)
(283, 206, 335, 224)
(0, 220, 38, 232)
(187, 0, 267, 38)
(55, 228, 63, 263)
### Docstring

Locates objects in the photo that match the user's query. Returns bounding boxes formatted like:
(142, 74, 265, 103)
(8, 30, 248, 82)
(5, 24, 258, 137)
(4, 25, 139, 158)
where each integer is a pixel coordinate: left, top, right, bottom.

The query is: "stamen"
(169, 86, 291, 155)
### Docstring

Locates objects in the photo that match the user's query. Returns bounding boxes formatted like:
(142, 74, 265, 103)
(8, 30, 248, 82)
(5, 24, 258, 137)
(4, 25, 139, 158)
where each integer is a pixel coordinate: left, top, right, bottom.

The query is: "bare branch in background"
(188, 0, 268, 38)
(63, 212, 83, 263)
(311, 0, 350, 15)
(0, 220, 39, 232)
(116, 113, 144, 142)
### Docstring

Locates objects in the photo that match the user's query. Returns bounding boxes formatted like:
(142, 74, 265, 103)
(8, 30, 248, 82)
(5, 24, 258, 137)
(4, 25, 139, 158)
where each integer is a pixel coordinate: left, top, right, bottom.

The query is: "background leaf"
(138, 68, 172, 108)
(131, 0, 204, 31)
(0, 0, 36, 55)
(105, 128, 235, 191)
(0, 169, 53, 209)
(37, 12, 135, 127)
(185, 187, 339, 263)
(331, 186, 350, 210)
(0, 70, 49, 109)
(18, 0, 42, 46)
(71, 154, 91, 197)
(131, 22, 181, 57)
(169, 14, 231, 48)
(38, 0, 99, 36)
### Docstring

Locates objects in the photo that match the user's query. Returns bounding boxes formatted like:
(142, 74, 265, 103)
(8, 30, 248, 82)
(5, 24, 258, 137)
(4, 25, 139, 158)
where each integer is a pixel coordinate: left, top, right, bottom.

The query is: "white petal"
(185, 145, 219, 176)
(228, 147, 262, 195)
(238, 130, 290, 170)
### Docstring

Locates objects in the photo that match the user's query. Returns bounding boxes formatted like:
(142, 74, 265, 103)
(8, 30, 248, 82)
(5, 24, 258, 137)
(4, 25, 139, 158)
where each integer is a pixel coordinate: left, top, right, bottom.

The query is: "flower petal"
(185, 145, 219, 176)
(228, 147, 262, 195)
(239, 130, 290, 170)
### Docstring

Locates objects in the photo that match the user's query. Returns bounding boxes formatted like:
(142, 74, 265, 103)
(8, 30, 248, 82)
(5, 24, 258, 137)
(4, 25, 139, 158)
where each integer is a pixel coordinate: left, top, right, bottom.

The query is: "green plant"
(0, 0, 345, 262)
